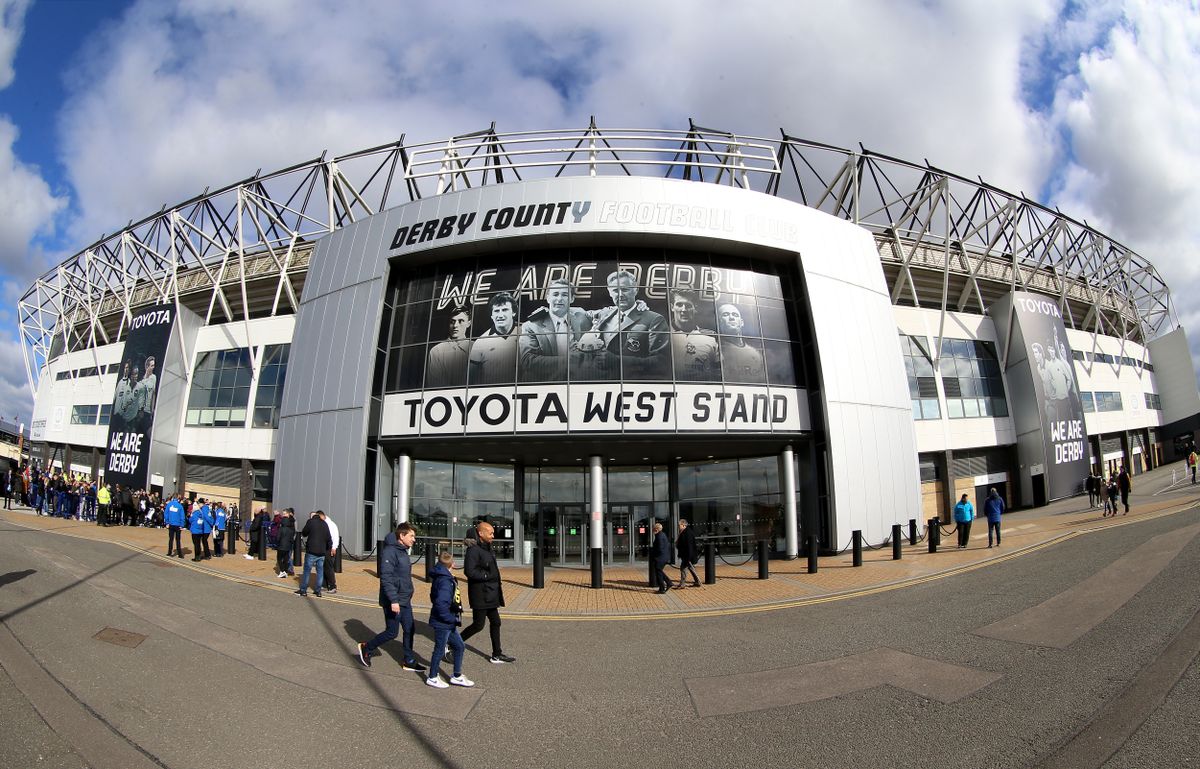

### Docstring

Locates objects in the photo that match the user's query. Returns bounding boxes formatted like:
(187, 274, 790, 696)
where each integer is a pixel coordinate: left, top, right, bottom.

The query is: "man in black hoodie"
(356, 523, 425, 673)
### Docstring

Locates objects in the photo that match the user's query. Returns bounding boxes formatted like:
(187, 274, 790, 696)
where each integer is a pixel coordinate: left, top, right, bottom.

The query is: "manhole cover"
(93, 627, 147, 649)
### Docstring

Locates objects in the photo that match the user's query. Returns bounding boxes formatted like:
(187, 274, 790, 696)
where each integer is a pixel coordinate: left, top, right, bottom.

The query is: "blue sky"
(0, 0, 1198, 428)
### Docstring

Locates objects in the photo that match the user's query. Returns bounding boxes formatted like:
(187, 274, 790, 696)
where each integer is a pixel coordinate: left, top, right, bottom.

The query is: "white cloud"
(1048, 0, 1200, 367)
(0, 0, 30, 90)
(0, 117, 66, 280)
(58, 0, 1068, 242)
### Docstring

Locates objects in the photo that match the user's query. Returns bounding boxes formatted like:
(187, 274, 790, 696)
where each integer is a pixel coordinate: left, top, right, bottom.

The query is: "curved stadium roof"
(18, 121, 1175, 393)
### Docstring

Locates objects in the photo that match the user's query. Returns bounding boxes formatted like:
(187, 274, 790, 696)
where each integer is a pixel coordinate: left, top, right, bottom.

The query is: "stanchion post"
(292, 534, 302, 568)
(704, 540, 716, 584)
(807, 534, 818, 574)
(376, 540, 383, 576)
(533, 545, 544, 589)
(257, 527, 268, 561)
(852, 530, 863, 567)
(757, 539, 770, 579)
(425, 540, 436, 583)
(649, 549, 658, 588)
(928, 518, 940, 553)
(908, 519, 917, 546)
(334, 536, 343, 574)
(590, 548, 603, 588)
(892, 523, 902, 561)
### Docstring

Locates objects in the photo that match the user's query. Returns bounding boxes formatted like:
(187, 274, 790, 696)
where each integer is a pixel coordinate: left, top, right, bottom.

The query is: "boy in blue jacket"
(425, 551, 474, 689)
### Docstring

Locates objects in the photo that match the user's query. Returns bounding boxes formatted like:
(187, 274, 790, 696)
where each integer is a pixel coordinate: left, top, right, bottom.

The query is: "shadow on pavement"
(0, 569, 35, 588)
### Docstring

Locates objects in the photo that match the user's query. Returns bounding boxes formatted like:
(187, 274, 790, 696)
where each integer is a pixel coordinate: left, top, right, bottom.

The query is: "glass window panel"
(992, 398, 1008, 417)
(921, 399, 941, 419)
(963, 398, 980, 417)
(947, 399, 964, 418)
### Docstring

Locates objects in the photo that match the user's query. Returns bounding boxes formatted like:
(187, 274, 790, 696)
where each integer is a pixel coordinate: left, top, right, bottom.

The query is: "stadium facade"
(20, 124, 1200, 561)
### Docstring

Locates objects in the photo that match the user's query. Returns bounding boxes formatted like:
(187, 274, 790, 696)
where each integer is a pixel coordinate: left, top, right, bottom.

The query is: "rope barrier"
(715, 550, 756, 566)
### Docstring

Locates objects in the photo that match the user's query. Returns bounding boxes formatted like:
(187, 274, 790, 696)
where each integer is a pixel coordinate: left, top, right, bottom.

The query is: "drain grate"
(93, 627, 147, 649)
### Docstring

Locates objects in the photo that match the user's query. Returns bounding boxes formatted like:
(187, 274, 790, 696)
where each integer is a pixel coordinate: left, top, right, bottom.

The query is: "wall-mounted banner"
(1011, 292, 1088, 498)
(381, 384, 809, 436)
(390, 256, 797, 392)
(105, 305, 174, 489)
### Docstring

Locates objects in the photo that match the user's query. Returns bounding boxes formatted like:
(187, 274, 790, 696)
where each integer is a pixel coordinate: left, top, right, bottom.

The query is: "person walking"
(320, 512, 339, 595)
(356, 522, 425, 673)
(1105, 475, 1119, 516)
(651, 521, 674, 593)
(675, 519, 701, 588)
(984, 488, 1005, 548)
(1117, 466, 1132, 515)
(953, 493, 975, 548)
(1190, 449, 1198, 485)
(423, 551, 474, 689)
(275, 510, 296, 578)
(295, 511, 332, 597)
(164, 494, 186, 558)
(461, 521, 516, 664)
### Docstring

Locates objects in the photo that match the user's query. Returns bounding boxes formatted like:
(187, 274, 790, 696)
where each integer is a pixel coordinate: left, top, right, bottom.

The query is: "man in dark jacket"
(245, 508, 270, 560)
(651, 521, 674, 593)
(1117, 466, 1132, 514)
(356, 523, 425, 672)
(275, 511, 296, 578)
(461, 521, 515, 664)
(675, 518, 701, 588)
(295, 511, 331, 597)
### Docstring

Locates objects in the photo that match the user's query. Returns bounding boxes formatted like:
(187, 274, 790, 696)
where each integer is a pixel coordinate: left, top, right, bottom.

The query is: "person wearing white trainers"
(425, 551, 473, 688)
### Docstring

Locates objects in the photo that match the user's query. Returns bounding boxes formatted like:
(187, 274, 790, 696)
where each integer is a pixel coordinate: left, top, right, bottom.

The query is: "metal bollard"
(908, 519, 917, 546)
(425, 541, 436, 582)
(649, 551, 658, 588)
(257, 528, 268, 560)
(807, 534, 819, 574)
(852, 530, 863, 567)
(227, 525, 236, 555)
(892, 523, 903, 561)
(533, 546, 544, 589)
(334, 536, 343, 574)
(293, 536, 302, 568)
(590, 548, 603, 588)
(928, 518, 940, 553)
(704, 540, 716, 584)
(757, 539, 770, 579)
(376, 539, 383, 576)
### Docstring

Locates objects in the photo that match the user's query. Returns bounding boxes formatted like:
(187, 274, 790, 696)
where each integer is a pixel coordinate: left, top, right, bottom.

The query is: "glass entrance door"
(606, 506, 633, 563)
(556, 505, 587, 565)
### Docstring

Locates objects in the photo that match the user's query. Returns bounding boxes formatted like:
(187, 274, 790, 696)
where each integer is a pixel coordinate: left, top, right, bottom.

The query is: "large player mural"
(1011, 291, 1089, 499)
(383, 255, 808, 436)
(105, 304, 175, 489)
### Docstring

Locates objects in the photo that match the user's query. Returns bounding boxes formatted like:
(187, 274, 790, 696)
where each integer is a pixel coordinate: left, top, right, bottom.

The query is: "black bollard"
(704, 540, 716, 585)
(757, 539, 770, 579)
(334, 536, 343, 574)
(807, 534, 819, 574)
(257, 527, 268, 560)
(227, 525, 236, 556)
(425, 540, 436, 582)
(376, 539, 383, 576)
(533, 546, 544, 589)
(928, 518, 940, 553)
(908, 518, 917, 546)
(648, 550, 658, 589)
(590, 548, 603, 588)
(852, 530, 863, 567)
(892, 523, 903, 561)
(293, 535, 302, 568)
